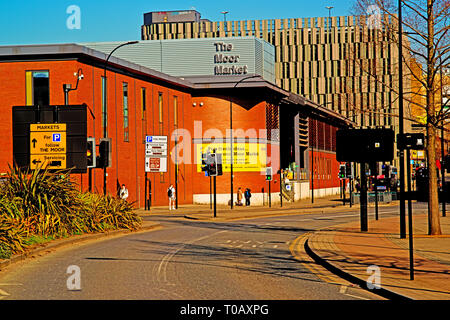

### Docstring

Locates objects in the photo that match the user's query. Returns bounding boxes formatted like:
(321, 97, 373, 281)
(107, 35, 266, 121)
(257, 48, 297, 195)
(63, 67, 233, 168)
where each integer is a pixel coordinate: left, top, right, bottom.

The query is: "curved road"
(0, 206, 412, 300)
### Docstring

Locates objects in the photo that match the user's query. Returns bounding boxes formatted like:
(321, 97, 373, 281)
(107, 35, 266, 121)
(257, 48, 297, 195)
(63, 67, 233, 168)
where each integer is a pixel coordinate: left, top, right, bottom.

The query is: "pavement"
(139, 195, 450, 300)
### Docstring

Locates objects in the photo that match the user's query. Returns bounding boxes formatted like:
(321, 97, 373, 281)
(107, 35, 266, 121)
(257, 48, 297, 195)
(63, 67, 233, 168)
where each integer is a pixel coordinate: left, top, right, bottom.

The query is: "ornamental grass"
(0, 164, 141, 259)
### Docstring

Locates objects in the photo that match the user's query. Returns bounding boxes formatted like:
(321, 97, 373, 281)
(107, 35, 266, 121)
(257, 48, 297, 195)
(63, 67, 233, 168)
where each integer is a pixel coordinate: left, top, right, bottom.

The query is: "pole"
(229, 75, 262, 209)
(210, 176, 212, 209)
(343, 178, 346, 205)
(269, 180, 272, 208)
(280, 171, 283, 207)
(441, 59, 446, 217)
(213, 175, 217, 218)
(350, 175, 353, 208)
(360, 162, 368, 232)
(88, 168, 92, 192)
(398, 0, 407, 239)
(148, 179, 152, 209)
(375, 176, 379, 220)
(175, 137, 178, 210)
(145, 172, 148, 210)
(311, 143, 314, 203)
(262, 187, 265, 206)
(102, 41, 138, 196)
(407, 148, 415, 280)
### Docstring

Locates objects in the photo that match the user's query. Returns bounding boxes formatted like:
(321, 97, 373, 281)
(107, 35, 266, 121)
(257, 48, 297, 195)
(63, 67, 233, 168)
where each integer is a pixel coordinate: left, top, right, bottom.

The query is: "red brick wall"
(0, 59, 280, 207)
(0, 60, 195, 207)
(190, 96, 280, 195)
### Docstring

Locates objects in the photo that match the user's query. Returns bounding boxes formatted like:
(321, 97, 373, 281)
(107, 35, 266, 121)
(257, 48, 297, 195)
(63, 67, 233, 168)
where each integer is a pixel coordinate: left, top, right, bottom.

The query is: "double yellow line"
(289, 233, 347, 286)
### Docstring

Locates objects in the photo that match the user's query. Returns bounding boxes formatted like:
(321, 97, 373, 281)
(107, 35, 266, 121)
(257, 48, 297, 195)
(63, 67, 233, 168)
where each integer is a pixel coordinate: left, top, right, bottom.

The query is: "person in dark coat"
(244, 188, 252, 206)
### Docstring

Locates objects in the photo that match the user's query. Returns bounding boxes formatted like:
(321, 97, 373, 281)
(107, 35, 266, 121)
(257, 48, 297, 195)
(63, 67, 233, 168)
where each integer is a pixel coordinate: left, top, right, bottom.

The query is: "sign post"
(29, 123, 67, 170)
(145, 136, 168, 173)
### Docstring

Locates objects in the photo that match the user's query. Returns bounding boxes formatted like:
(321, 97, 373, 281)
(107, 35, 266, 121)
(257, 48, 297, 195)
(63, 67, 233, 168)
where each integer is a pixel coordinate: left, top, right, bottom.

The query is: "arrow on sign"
(32, 138, 37, 148)
(32, 159, 42, 165)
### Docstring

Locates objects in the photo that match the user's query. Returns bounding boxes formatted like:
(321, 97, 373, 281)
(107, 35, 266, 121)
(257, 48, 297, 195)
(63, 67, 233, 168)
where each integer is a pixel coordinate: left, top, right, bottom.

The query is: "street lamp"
(229, 75, 261, 209)
(325, 6, 333, 24)
(102, 40, 139, 195)
(221, 11, 228, 24)
(398, 0, 407, 239)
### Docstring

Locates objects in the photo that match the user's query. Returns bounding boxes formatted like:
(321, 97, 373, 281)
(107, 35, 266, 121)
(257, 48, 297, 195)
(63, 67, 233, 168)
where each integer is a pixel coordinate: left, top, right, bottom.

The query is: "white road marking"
(157, 230, 228, 285)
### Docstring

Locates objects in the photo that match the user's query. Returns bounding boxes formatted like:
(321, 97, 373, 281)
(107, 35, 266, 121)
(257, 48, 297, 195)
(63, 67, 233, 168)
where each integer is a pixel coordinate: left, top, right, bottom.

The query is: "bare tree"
(351, 0, 449, 235)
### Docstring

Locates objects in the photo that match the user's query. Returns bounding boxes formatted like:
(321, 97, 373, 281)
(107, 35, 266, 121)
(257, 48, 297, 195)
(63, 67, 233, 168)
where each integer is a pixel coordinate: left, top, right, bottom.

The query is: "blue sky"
(0, 0, 353, 45)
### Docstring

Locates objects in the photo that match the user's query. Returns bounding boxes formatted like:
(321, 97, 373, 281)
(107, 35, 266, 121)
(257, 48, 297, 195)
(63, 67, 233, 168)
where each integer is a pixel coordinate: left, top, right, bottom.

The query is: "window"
(158, 92, 163, 134)
(26, 70, 49, 106)
(102, 76, 107, 132)
(173, 96, 178, 128)
(123, 82, 129, 142)
(141, 88, 147, 144)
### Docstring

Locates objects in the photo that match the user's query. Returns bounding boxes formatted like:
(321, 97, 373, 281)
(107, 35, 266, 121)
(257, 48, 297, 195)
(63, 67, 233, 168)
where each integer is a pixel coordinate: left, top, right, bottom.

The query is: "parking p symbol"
(53, 133, 61, 142)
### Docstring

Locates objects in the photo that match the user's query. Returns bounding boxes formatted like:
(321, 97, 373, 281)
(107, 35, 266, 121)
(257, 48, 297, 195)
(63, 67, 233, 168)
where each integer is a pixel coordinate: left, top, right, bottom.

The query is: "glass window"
(158, 92, 163, 134)
(26, 70, 49, 106)
(123, 82, 129, 142)
(173, 96, 178, 128)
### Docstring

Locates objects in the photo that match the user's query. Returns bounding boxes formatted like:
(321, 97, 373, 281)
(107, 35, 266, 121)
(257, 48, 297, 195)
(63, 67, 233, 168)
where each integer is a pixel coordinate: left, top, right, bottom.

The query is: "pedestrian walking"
(167, 184, 176, 210)
(236, 187, 243, 206)
(244, 188, 252, 206)
(119, 184, 129, 201)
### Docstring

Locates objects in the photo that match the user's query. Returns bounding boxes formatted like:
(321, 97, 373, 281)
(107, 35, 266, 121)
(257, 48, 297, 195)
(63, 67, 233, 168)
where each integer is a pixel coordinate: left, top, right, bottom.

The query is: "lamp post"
(325, 6, 333, 26)
(229, 75, 261, 209)
(221, 11, 228, 24)
(398, 0, 407, 239)
(103, 41, 139, 195)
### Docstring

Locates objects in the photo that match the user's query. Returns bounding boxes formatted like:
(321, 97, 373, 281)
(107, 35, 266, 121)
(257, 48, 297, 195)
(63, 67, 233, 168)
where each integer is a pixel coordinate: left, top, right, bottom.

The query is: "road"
(0, 204, 426, 300)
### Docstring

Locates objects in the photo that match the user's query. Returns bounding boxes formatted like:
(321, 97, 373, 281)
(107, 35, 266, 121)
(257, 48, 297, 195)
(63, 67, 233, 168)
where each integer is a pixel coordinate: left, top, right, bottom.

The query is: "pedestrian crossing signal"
(266, 167, 272, 181)
(339, 164, 346, 179)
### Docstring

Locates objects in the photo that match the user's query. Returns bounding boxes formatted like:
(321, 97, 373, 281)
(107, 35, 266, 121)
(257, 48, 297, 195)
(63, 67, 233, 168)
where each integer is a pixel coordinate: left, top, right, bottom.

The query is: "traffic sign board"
(145, 136, 168, 173)
(30, 123, 67, 169)
(30, 131, 67, 154)
(30, 154, 67, 170)
(145, 156, 167, 173)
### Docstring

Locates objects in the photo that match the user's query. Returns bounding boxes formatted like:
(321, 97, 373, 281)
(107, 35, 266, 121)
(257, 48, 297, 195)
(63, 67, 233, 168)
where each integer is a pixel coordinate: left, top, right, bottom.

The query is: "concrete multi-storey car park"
(0, 40, 352, 207)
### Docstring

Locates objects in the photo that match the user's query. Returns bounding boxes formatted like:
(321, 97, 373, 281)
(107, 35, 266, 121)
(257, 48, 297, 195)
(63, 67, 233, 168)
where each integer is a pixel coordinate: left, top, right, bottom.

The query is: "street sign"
(29, 123, 67, 169)
(336, 128, 394, 162)
(145, 136, 168, 173)
(145, 156, 167, 173)
(30, 154, 67, 170)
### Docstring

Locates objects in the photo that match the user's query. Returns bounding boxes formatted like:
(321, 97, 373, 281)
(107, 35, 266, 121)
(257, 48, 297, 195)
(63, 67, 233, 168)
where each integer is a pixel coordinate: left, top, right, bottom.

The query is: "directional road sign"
(29, 123, 67, 169)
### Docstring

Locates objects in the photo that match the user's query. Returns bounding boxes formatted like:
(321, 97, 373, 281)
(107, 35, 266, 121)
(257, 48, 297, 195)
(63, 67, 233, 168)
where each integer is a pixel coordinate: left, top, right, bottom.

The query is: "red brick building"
(0, 44, 353, 207)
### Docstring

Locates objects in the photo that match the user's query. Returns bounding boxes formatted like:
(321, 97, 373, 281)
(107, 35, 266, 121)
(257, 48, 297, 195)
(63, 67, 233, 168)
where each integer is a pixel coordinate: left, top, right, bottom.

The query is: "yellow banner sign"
(30, 123, 67, 132)
(30, 154, 67, 170)
(30, 131, 67, 155)
(196, 143, 267, 172)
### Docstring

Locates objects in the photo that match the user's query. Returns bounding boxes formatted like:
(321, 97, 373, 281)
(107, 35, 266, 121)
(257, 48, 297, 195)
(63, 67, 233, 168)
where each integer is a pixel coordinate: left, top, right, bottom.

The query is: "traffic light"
(86, 137, 96, 168)
(208, 153, 217, 176)
(266, 167, 272, 181)
(339, 164, 346, 179)
(345, 162, 353, 178)
(97, 138, 111, 168)
(382, 164, 390, 178)
(397, 133, 425, 150)
(201, 153, 209, 175)
(216, 153, 223, 176)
